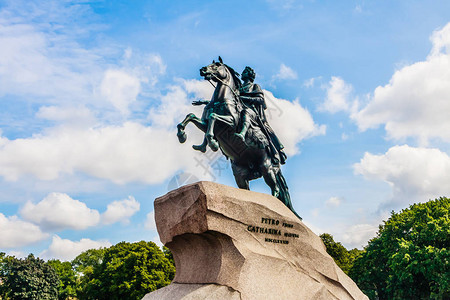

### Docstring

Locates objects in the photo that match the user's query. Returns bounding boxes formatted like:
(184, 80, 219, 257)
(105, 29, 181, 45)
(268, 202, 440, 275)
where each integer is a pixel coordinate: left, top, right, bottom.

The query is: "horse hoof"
(209, 140, 219, 152)
(177, 131, 187, 143)
(273, 191, 280, 199)
(192, 144, 207, 153)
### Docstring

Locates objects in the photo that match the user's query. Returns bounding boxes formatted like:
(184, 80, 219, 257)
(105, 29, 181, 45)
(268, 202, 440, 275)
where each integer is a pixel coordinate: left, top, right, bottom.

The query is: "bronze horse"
(176, 58, 301, 219)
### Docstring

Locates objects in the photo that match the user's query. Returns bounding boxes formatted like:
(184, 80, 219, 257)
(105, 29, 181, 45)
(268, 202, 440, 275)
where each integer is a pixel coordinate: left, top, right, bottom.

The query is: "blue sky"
(1, 0, 450, 261)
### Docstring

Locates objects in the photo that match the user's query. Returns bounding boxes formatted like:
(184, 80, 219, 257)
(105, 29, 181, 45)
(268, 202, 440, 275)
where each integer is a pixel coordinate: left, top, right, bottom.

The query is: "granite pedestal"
(142, 181, 368, 300)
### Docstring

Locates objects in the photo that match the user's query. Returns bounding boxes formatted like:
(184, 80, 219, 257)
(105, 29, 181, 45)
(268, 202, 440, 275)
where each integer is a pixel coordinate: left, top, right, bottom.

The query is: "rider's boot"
(235, 132, 245, 142)
(235, 113, 249, 142)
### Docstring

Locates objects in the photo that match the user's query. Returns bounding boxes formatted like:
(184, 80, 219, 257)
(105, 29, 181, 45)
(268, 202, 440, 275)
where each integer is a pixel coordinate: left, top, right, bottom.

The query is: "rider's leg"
(261, 156, 280, 198)
(235, 110, 250, 141)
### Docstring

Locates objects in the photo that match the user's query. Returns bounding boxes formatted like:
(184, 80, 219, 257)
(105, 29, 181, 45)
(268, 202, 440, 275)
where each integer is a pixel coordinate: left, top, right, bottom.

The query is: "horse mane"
(223, 64, 242, 91)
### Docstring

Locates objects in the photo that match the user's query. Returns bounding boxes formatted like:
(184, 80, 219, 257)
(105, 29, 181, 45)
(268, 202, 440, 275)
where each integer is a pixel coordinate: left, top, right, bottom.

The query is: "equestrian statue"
(176, 57, 301, 219)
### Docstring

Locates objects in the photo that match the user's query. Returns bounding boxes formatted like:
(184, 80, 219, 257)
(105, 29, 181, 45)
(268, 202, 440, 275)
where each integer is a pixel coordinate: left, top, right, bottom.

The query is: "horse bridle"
(207, 65, 241, 101)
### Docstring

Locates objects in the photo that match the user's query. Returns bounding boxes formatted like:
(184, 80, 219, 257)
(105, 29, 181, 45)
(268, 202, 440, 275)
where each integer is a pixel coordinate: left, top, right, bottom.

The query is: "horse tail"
(276, 171, 302, 220)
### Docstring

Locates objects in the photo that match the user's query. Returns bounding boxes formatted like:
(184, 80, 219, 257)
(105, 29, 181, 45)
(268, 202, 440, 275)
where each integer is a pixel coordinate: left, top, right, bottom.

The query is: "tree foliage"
(320, 233, 362, 274)
(75, 241, 175, 300)
(71, 247, 106, 299)
(0, 254, 59, 300)
(350, 197, 450, 300)
(0, 242, 175, 300)
(47, 259, 77, 300)
(72, 248, 106, 275)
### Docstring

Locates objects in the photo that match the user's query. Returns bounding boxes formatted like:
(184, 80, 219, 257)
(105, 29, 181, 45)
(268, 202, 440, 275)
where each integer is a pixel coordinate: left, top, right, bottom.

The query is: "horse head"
(199, 58, 230, 83)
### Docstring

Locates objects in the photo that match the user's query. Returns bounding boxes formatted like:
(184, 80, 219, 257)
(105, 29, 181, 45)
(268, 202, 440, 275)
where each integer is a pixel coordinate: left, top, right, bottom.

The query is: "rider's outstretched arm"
(192, 100, 210, 106)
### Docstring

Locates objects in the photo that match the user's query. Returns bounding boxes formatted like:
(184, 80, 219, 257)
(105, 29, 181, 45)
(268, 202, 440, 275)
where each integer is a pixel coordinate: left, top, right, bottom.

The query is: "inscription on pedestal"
(246, 217, 299, 245)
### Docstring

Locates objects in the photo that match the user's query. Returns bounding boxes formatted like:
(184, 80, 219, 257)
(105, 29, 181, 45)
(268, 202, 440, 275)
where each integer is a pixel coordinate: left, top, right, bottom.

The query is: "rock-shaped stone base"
(143, 182, 368, 300)
(143, 283, 241, 299)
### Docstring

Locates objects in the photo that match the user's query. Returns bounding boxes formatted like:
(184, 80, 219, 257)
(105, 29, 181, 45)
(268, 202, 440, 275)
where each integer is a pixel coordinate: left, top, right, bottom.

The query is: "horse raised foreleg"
(177, 113, 203, 143)
(205, 114, 219, 151)
(206, 113, 235, 152)
(192, 139, 208, 153)
(185, 115, 209, 152)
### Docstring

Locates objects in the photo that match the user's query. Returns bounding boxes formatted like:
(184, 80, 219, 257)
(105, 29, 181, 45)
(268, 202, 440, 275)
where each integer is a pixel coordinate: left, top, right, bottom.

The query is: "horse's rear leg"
(232, 163, 250, 190)
(261, 158, 280, 198)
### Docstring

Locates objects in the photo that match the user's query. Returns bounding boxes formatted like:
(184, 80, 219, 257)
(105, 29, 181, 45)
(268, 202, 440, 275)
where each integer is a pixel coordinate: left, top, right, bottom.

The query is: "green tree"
(0, 254, 59, 300)
(350, 197, 450, 300)
(0, 252, 9, 299)
(75, 241, 175, 300)
(47, 259, 77, 300)
(320, 233, 362, 274)
(72, 248, 106, 275)
(71, 248, 106, 300)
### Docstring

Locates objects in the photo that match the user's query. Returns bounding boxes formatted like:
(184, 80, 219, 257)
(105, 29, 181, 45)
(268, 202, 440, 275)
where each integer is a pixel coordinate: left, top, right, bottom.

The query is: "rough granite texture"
(142, 181, 368, 300)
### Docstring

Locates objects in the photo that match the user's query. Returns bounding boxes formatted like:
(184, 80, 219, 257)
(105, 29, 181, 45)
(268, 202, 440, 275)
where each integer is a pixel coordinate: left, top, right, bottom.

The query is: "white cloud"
(354, 145, 450, 209)
(0, 4, 103, 104)
(148, 80, 207, 129)
(40, 235, 111, 261)
(430, 22, 450, 56)
(36, 105, 96, 128)
(352, 22, 450, 145)
(20, 192, 100, 231)
(264, 90, 326, 156)
(340, 223, 378, 249)
(0, 61, 321, 185)
(0, 2, 167, 123)
(0, 213, 49, 248)
(0, 121, 209, 184)
(319, 76, 353, 113)
(325, 196, 342, 208)
(6, 250, 26, 259)
(146, 54, 167, 77)
(100, 69, 141, 115)
(303, 76, 321, 88)
(144, 211, 156, 231)
(302, 220, 327, 236)
(121, 50, 166, 85)
(101, 196, 140, 225)
(273, 63, 298, 80)
(183, 78, 215, 101)
(0, 76, 231, 185)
